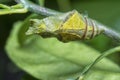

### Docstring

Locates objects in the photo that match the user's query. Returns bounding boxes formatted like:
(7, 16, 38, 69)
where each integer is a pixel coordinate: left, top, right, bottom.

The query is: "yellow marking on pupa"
(37, 22, 46, 33)
(61, 11, 86, 30)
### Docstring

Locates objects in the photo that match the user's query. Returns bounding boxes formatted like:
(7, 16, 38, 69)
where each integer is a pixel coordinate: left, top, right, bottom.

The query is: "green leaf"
(5, 21, 120, 80)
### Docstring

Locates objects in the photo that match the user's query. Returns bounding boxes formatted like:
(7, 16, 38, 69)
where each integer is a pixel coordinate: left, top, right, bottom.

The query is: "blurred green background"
(0, 0, 120, 80)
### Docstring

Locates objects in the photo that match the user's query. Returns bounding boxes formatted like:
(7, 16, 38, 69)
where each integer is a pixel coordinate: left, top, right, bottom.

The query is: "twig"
(0, 4, 10, 9)
(0, 8, 27, 15)
(96, 21, 120, 43)
(77, 46, 120, 80)
(103, 26, 120, 43)
(15, 0, 62, 16)
(0, 4, 27, 15)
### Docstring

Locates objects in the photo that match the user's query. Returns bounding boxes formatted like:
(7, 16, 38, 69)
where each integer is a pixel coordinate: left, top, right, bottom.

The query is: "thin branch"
(0, 4, 27, 15)
(103, 27, 120, 43)
(89, 18, 120, 43)
(0, 4, 10, 9)
(0, 8, 27, 15)
(77, 46, 120, 80)
(11, 4, 23, 9)
(15, 0, 62, 16)
(96, 21, 120, 43)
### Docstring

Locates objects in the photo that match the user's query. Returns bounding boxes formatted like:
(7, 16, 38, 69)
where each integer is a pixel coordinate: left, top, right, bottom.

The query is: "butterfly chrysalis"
(26, 10, 104, 42)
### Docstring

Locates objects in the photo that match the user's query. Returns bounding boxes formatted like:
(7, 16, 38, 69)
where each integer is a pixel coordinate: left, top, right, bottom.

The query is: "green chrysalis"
(26, 10, 104, 42)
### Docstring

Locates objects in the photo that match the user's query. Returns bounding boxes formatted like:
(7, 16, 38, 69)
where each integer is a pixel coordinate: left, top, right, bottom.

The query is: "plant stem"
(0, 8, 27, 15)
(0, 4, 10, 9)
(77, 46, 120, 80)
(15, 0, 62, 16)
(11, 4, 23, 9)
(96, 21, 120, 43)
(103, 27, 120, 43)
(0, 4, 28, 15)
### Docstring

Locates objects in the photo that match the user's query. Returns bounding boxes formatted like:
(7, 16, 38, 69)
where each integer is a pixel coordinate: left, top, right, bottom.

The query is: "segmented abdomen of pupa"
(52, 10, 104, 42)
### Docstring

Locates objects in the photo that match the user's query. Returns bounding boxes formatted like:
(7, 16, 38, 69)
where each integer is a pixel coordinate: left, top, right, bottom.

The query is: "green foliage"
(5, 19, 120, 80)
